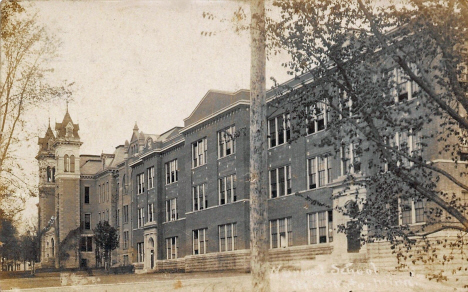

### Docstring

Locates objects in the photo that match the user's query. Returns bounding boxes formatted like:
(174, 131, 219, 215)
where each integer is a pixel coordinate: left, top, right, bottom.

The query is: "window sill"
(268, 143, 289, 151)
(218, 153, 236, 161)
(192, 164, 207, 170)
(163, 217, 185, 224)
(165, 181, 178, 187)
(269, 193, 294, 200)
(306, 128, 326, 137)
(307, 184, 331, 192)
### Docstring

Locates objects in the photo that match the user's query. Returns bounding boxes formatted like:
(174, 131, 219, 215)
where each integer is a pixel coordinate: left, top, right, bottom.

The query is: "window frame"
(147, 166, 155, 189)
(270, 217, 293, 249)
(166, 198, 178, 222)
(136, 173, 145, 194)
(166, 237, 178, 260)
(84, 187, 90, 204)
(192, 183, 207, 211)
(218, 174, 237, 205)
(218, 125, 236, 158)
(308, 211, 333, 245)
(219, 223, 237, 252)
(137, 242, 144, 263)
(123, 205, 129, 223)
(137, 207, 145, 228)
(193, 228, 207, 255)
(192, 138, 207, 168)
(165, 159, 178, 185)
(307, 156, 331, 189)
(306, 102, 328, 135)
(147, 203, 154, 223)
(268, 113, 291, 148)
(84, 213, 91, 230)
(80, 236, 93, 252)
(269, 165, 292, 198)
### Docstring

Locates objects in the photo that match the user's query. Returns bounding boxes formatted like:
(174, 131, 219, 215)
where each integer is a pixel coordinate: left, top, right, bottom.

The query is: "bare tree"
(0, 1, 72, 203)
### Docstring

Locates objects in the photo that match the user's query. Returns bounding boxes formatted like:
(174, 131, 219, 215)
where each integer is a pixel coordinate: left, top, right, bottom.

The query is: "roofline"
(180, 100, 250, 134)
(183, 89, 250, 123)
(132, 138, 185, 162)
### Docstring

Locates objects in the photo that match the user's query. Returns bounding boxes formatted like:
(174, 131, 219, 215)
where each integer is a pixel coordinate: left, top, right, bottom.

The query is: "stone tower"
(36, 121, 57, 267)
(53, 109, 82, 268)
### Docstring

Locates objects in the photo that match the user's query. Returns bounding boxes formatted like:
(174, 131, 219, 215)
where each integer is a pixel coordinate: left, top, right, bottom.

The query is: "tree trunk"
(249, 0, 269, 291)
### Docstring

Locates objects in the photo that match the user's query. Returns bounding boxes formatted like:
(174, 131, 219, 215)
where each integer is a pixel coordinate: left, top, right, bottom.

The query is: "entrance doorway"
(148, 237, 155, 269)
(347, 221, 361, 253)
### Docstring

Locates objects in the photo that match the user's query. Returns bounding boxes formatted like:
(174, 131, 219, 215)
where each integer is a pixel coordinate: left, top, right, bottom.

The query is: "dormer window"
(65, 122, 74, 138)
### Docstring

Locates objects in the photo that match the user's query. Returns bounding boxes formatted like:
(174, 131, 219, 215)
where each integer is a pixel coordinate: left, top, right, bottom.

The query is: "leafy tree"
(19, 231, 38, 274)
(0, 211, 18, 271)
(266, 0, 468, 283)
(93, 221, 119, 271)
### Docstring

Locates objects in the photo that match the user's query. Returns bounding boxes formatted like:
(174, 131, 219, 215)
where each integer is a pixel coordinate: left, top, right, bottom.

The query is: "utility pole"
(249, 0, 269, 291)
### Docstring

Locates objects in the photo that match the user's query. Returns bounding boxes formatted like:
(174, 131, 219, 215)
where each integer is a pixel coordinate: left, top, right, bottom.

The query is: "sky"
(17, 0, 291, 229)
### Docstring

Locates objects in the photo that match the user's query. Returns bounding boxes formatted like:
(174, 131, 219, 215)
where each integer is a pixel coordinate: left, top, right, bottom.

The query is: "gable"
(184, 89, 249, 127)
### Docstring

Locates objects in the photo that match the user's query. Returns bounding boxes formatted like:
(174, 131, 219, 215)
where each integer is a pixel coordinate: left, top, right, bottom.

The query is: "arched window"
(52, 167, 55, 182)
(70, 155, 75, 173)
(64, 155, 69, 172)
(47, 166, 51, 182)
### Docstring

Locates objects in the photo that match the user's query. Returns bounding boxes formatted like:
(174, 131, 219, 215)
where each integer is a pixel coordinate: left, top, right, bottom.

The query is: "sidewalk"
(0, 268, 464, 291)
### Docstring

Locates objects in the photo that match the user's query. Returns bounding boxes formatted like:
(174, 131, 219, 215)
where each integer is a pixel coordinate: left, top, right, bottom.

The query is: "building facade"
(37, 83, 467, 271)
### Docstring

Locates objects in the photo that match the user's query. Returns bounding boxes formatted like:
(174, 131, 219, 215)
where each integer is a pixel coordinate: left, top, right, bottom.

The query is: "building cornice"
(180, 100, 250, 135)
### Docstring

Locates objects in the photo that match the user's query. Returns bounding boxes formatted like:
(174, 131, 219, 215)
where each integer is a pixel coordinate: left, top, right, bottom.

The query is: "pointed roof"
(55, 110, 80, 139)
(38, 124, 55, 151)
(133, 122, 139, 131)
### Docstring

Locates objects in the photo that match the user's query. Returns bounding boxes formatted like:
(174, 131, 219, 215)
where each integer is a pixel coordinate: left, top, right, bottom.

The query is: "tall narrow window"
(84, 214, 91, 230)
(268, 114, 290, 148)
(219, 223, 237, 252)
(148, 203, 154, 223)
(193, 228, 207, 255)
(218, 125, 236, 158)
(70, 155, 75, 173)
(84, 187, 90, 204)
(166, 237, 178, 259)
(269, 166, 291, 198)
(123, 205, 129, 223)
(192, 138, 207, 168)
(308, 158, 316, 189)
(310, 156, 331, 188)
(165, 160, 178, 184)
(401, 198, 412, 225)
(137, 242, 144, 263)
(166, 198, 178, 221)
(123, 231, 129, 249)
(192, 184, 207, 211)
(307, 102, 328, 135)
(219, 174, 237, 205)
(138, 208, 145, 228)
(137, 173, 145, 194)
(47, 166, 51, 182)
(147, 166, 155, 189)
(64, 155, 69, 172)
